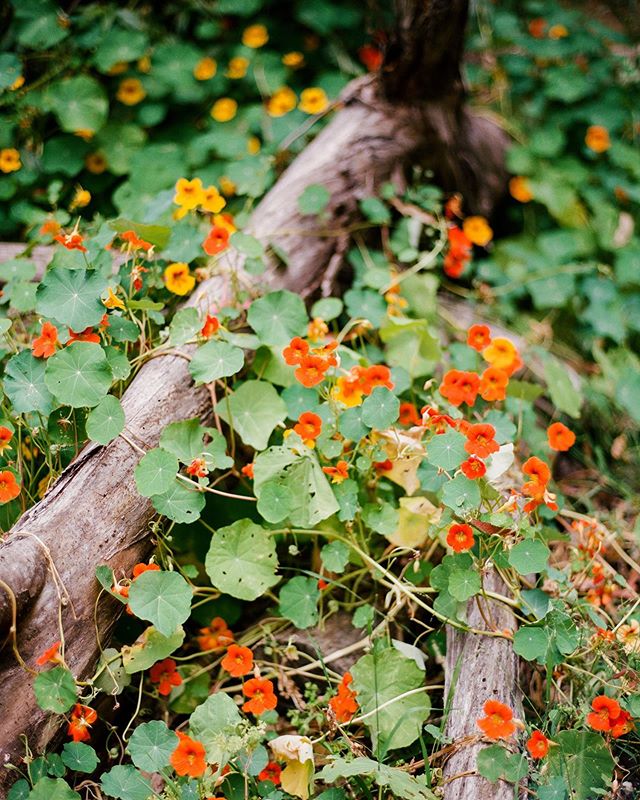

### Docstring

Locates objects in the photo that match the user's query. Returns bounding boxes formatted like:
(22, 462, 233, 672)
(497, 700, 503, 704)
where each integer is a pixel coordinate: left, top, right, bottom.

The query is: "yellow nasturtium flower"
(226, 56, 249, 79)
(70, 187, 91, 210)
(211, 98, 238, 122)
(218, 176, 236, 196)
(463, 215, 493, 247)
(247, 136, 260, 155)
(282, 51, 304, 68)
(194, 56, 217, 80)
(509, 176, 533, 203)
(10, 75, 25, 90)
(298, 87, 329, 114)
(174, 177, 205, 211)
(242, 24, 268, 48)
(0, 148, 21, 173)
(117, 78, 146, 105)
(103, 287, 126, 310)
(267, 87, 297, 117)
(164, 263, 196, 296)
(200, 185, 226, 214)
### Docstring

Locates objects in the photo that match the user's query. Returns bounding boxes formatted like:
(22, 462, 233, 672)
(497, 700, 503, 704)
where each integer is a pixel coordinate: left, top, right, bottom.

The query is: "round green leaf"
(447, 569, 481, 601)
(189, 340, 245, 384)
(256, 479, 294, 523)
(45, 343, 112, 408)
(36, 268, 107, 331)
(298, 184, 330, 215)
(86, 395, 125, 445)
(169, 307, 200, 346)
(49, 76, 108, 134)
(189, 693, 243, 766)
(33, 666, 77, 713)
(61, 742, 99, 774)
(3, 351, 54, 414)
(441, 474, 481, 513)
(247, 290, 308, 346)
(28, 778, 79, 800)
(100, 766, 153, 800)
(134, 448, 178, 497)
(279, 576, 320, 629)
(151, 479, 206, 523)
(310, 297, 343, 321)
(427, 429, 467, 471)
(218, 380, 286, 451)
(361, 387, 400, 430)
(509, 540, 550, 575)
(122, 627, 185, 675)
(127, 570, 192, 637)
(128, 721, 178, 773)
(321, 540, 350, 574)
(205, 519, 279, 601)
(513, 626, 549, 661)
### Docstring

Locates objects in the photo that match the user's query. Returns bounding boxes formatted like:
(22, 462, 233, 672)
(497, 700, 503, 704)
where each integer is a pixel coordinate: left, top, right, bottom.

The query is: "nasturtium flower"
(85, 152, 108, 174)
(132, 562, 160, 579)
(36, 641, 61, 667)
(0, 427, 12, 455)
(149, 658, 183, 696)
(463, 215, 493, 247)
(322, 460, 349, 484)
(68, 704, 98, 743)
(107, 62, 128, 76)
(32, 321, 59, 358)
(10, 75, 25, 90)
(267, 87, 297, 117)
(120, 229, 153, 252)
(585, 125, 610, 153)
(170, 732, 207, 777)
(528, 18, 547, 38)
(467, 324, 491, 352)
(211, 97, 238, 122)
(201, 314, 220, 338)
(242, 24, 268, 48)
(55, 228, 87, 252)
(465, 423, 499, 458)
(616, 619, 640, 654)
(193, 56, 217, 80)
(242, 677, 277, 715)
(221, 644, 254, 677)
(200, 185, 226, 214)
(202, 225, 230, 256)
(116, 78, 146, 105)
(0, 148, 21, 173)
(295, 355, 329, 388)
(40, 219, 62, 238)
(282, 51, 304, 68)
(439, 369, 480, 407)
(526, 730, 550, 759)
(298, 87, 329, 114)
(547, 422, 575, 451)
(197, 617, 234, 651)
(358, 44, 383, 71)
(174, 177, 204, 211)
(283, 337, 309, 365)
(69, 187, 91, 210)
(587, 695, 622, 732)
(259, 761, 282, 784)
(477, 700, 517, 740)
(164, 262, 196, 296)
(213, 212, 236, 234)
(460, 456, 486, 480)
(307, 318, 328, 341)
(444, 225, 472, 278)
(103, 287, 125, 310)
(226, 56, 249, 79)
(482, 337, 520, 373)
(446, 523, 474, 553)
(293, 411, 322, 445)
(509, 176, 533, 203)
(329, 672, 358, 722)
(186, 457, 208, 478)
(247, 135, 261, 154)
(478, 366, 509, 402)
(68, 326, 100, 344)
(398, 402, 421, 426)
(548, 23, 568, 38)
(219, 176, 236, 196)
(332, 376, 364, 407)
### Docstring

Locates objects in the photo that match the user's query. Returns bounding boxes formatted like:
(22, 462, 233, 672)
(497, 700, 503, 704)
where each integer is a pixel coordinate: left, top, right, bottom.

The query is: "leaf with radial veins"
(44, 343, 113, 408)
(36, 268, 107, 331)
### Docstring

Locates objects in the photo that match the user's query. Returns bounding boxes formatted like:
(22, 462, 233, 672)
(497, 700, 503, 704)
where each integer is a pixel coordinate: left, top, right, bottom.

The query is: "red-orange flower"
(201, 314, 220, 338)
(258, 761, 282, 784)
(323, 460, 349, 484)
(186, 457, 209, 478)
(295, 354, 329, 388)
(477, 700, 516, 740)
(68, 327, 100, 344)
(444, 225, 472, 278)
(32, 322, 59, 358)
(242, 677, 277, 715)
(293, 411, 322, 443)
(197, 617, 234, 651)
(241, 463, 254, 479)
(0, 426, 12, 454)
(55, 231, 87, 253)
(398, 402, 421, 426)
(0, 471, 20, 504)
(36, 641, 61, 667)
(132, 562, 161, 579)
(120, 229, 153, 251)
(479, 367, 509, 402)
(521, 456, 557, 513)
(170, 731, 207, 777)
(203, 225, 230, 255)
(446, 523, 475, 553)
(68, 704, 98, 742)
(439, 370, 480, 407)
(467, 324, 491, 352)
(611, 709, 634, 738)
(465, 424, 499, 458)
(329, 672, 358, 723)
(586, 695, 622, 732)
(149, 658, 183, 696)
(526, 730, 549, 759)
(547, 422, 575, 451)
(358, 44, 383, 72)
(460, 457, 486, 480)
(221, 644, 254, 677)
(283, 337, 309, 365)
(362, 364, 394, 393)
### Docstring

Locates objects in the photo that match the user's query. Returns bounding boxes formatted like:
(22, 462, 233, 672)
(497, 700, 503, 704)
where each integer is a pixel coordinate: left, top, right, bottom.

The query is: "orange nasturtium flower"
(585, 125, 610, 153)
(197, 617, 234, 651)
(32, 322, 59, 358)
(170, 732, 207, 777)
(282, 51, 304, 68)
(201, 314, 220, 338)
(211, 98, 238, 122)
(307, 317, 329, 341)
(446, 523, 475, 553)
(477, 700, 517, 740)
(463, 215, 493, 247)
(298, 87, 330, 114)
(295, 355, 329, 388)
(547, 422, 576, 451)
(0, 471, 21, 504)
(0, 426, 12, 454)
(164, 263, 196, 296)
(221, 644, 254, 677)
(521, 456, 557, 513)
(120, 229, 153, 252)
(149, 658, 183, 696)
(267, 87, 297, 117)
(242, 24, 269, 48)
(478, 366, 509, 402)
(226, 56, 249, 79)
(439, 369, 480, 407)
(36, 641, 62, 667)
(322, 460, 349, 484)
(68, 704, 98, 742)
(186, 457, 208, 478)
(241, 463, 254, 479)
(465, 423, 499, 458)
(55, 229, 87, 253)
(259, 761, 282, 784)
(293, 412, 322, 446)
(460, 456, 486, 480)
(586, 695, 634, 737)
(329, 672, 358, 723)
(398, 402, 421, 426)
(482, 337, 520, 374)
(242, 677, 277, 715)
(467, 324, 491, 352)
(526, 730, 550, 759)
(116, 78, 146, 105)
(509, 176, 533, 203)
(283, 337, 309, 365)
(444, 225, 472, 278)
(132, 562, 161, 579)
(202, 225, 230, 256)
(358, 44, 383, 71)
(194, 56, 217, 81)
(0, 148, 21, 173)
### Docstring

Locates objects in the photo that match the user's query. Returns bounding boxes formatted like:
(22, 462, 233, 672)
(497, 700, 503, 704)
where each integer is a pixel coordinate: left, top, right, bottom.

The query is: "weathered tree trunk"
(0, 0, 512, 790)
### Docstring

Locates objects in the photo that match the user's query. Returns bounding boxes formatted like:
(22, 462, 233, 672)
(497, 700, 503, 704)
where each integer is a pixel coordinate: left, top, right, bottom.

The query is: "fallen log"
(0, 0, 513, 790)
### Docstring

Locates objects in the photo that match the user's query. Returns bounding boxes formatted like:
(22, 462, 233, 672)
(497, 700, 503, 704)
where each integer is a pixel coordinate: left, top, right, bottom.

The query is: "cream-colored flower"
(269, 735, 314, 800)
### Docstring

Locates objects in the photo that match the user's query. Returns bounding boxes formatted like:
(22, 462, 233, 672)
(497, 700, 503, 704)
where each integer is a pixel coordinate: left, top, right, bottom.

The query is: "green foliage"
(33, 667, 77, 713)
(85, 395, 125, 444)
(127, 570, 192, 636)
(189, 693, 243, 765)
(127, 721, 178, 772)
(279, 576, 320, 628)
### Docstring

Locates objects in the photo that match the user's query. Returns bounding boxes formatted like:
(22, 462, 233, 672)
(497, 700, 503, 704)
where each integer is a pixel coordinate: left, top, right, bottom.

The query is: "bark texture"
(0, 0, 512, 788)
(443, 567, 524, 800)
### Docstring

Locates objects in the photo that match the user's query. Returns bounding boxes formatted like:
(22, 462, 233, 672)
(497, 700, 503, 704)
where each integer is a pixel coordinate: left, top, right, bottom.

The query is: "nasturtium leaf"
(205, 519, 279, 601)
(447, 569, 481, 601)
(36, 269, 107, 331)
(544, 357, 581, 419)
(103, 346, 131, 382)
(441, 474, 481, 513)
(94, 648, 131, 695)
(236, 744, 269, 776)
(189, 692, 243, 765)
(134, 448, 179, 497)
(427, 430, 467, 471)
(350, 646, 431, 752)
(61, 742, 99, 774)
(361, 387, 400, 430)
(93, 28, 149, 72)
(230, 232, 264, 258)
(8, 281, 37, 312)
(476, 745, 527, 783)
(127, 571, 192, 637)
(247, 290, 308, 346)
(49, 76, 108, 133)
(169, 308, 200, 346)
(321, 540, 350, 573)
(128, 721, 178, 773)
(3, 351, 54, 414)
(122, 626, 185, 674)
(28, 778, 80, 800)
(536, 777, 568, 800)
(279, 577, 320, 628)
(509, 540, 550, 575)
(100, 766, 153, 800)
(338, 406, 371, 440)
(86, 395, 125, 445)
(151, 480, 204, 523)
(298, 184, 330, 215)
(318, 757, 435, 800)
(159, 418, 205, 464)
(33, 666, 77, 713)
(352, 604, 375, 629)
(107, 316, 139, 343)
(44, 343, 113, 408)
(513, 626, 549, 661)
(189, 340, 245, 384)
(281, 385, 322, 419)
(311, 297, 343, 321)
(362, 502, 399, 536)
(359, 197, 391, 224)
(546, 731, 614, 800)
(257, 480, 294, 523)
(333, 478, 360, 521)
(109, 219, 171, 250)
(218, 380, 286, 450)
